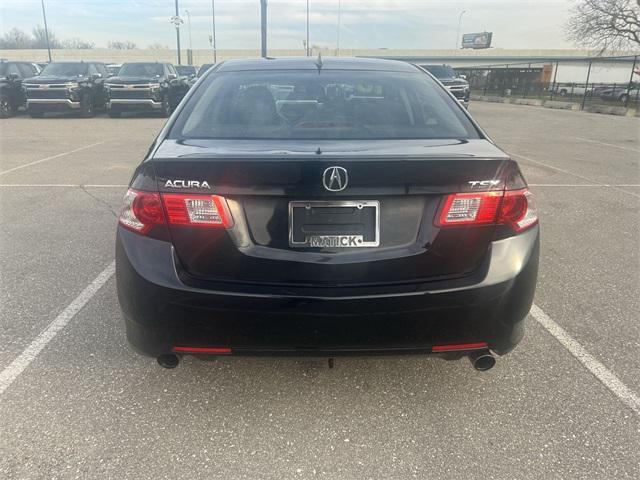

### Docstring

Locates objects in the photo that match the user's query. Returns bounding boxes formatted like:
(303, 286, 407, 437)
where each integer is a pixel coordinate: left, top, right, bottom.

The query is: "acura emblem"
(322, 166, 348, 192)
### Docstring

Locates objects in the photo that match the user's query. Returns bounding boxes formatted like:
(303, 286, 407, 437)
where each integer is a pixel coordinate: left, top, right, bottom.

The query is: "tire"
(159, 95, 171, 117)
(0, 96, 11, 118)
(559, 89, 568, 97)
(28, 109, 44, 118)
(80, 93, 95, 118)
(108, 110, 122, 118)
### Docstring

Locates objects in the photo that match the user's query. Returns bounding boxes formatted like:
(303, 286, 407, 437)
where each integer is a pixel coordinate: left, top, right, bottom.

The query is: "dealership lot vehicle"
(24, 61, 110, 118)
(116, 57, 538, 368)
(0, 102, 638, 479)
(105, 62, 189, 117)
(0, 61, 39, 118)
(421, 64, 470, 107)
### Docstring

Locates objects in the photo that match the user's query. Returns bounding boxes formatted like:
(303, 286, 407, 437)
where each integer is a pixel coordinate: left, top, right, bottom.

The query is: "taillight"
(162, 193, 233, 228)
(118, 189, 165, 234)
(118, 189, 233, 236)
(437, 188, 538, 232)
(437, 191, 502, 226)
(498, 189, 538, 232)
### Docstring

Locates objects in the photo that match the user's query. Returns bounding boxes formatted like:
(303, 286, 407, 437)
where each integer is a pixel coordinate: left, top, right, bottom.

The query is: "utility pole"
(455, 10, 466, 52)
(260, 0, 267, 57)
(306, 0, 310, 56)
(211, 0, 217, 63)
(40, 0, 52, 62)
(336, 0, 341, 56)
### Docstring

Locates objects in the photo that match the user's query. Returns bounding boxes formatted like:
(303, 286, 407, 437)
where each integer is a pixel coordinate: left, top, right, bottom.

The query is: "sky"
(1, 0, 576, 50)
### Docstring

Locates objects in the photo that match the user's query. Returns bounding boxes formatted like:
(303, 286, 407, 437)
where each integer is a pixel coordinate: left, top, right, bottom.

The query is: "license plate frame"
(288, 200, 380, 248)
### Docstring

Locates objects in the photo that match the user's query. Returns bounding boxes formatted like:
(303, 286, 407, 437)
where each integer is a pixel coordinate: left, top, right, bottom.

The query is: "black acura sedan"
(116, 57, 539, 370)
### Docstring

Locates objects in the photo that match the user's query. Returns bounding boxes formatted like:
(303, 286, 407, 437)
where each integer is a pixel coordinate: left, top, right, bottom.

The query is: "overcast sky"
(1, 0, 575, 50)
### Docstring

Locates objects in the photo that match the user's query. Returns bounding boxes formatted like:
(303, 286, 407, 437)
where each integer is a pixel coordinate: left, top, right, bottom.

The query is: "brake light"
(162, 193, 233, 228)
(118, 189, 164, 234)
(498, 189, 538, 232)
(437, 188, 538, 232)
(118, 189, 234, 236)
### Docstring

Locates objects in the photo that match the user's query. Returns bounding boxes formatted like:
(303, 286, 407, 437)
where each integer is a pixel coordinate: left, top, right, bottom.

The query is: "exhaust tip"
(157, 353, 180, 369)
(468, 350, 496, 371)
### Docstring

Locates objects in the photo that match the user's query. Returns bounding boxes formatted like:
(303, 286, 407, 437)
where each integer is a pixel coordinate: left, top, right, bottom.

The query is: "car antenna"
(315, 52, 323, 73)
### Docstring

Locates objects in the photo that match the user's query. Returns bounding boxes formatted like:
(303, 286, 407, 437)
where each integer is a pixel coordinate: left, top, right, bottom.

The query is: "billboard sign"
(462, 32, 493, 49)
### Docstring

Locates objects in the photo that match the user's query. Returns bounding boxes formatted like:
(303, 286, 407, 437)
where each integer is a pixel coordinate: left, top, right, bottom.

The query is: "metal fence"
(458, 55, 640, 110)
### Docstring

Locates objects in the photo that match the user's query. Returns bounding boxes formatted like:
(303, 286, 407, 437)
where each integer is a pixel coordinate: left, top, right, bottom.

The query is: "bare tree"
(31, 25, 61, 49)
(62, 38, 95, 49)
(0, 28, 32, 49)
(566, 0, 640, 52)
(147, 43, 170, 50)
(108, 40, 138, 50)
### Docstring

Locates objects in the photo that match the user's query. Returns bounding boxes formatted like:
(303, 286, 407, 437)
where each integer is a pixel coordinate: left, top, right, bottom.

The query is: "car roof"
(216, 56, 419, 73)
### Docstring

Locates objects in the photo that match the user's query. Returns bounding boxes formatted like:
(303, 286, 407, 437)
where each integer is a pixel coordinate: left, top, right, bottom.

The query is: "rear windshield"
(40, 63, 88, 77)
(168, 70, 479, 141)
(175, 65, 196, 76)
(422, 65, 456, 79)
(118, 63, 164, 77)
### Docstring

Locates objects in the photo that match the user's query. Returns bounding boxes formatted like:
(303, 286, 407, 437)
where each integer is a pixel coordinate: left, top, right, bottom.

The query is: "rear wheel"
(80, 93, 95, 118)
(0, 95, 11, 118)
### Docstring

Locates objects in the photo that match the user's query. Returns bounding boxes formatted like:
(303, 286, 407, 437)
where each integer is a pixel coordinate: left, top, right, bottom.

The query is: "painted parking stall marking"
(0, 261, 115, 395)
(530, 304, 640, 416)
(0, 141, 105, 176)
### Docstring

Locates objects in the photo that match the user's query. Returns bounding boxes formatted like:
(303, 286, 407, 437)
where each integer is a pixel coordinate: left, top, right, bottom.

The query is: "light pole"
(171, 0, 182, 65)
(455, 10, 466, 51)
(306, 0, 310, 57)
(184, 9, 193, 52)
(40, 0, 52, 62)
(260, 0, 267, 58)
(211, 0, 217, 63)
(336, 0, 341, 56)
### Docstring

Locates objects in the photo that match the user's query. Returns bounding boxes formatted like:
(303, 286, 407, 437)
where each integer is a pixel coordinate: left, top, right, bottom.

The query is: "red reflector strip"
(172, 346, 232, 354)
(432, 342, 488, 352)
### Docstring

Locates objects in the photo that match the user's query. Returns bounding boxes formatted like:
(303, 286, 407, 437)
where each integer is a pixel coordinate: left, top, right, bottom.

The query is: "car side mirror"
(168, 73, 177, 80)
(7, 72, 19, 81)
(91, 73, 102, 81)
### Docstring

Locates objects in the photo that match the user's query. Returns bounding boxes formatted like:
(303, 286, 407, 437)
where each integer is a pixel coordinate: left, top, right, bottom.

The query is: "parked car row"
(553, 82, 640, 103)
(0, 59, 214, 119)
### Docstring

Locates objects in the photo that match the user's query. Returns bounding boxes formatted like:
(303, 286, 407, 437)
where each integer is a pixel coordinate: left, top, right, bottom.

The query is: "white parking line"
(0, 261, 115, 395)
(511, 153, 640, 199)
(530, 304, 640, 416)
(575, 137, 640, 154)
(0, 142, 105, 177)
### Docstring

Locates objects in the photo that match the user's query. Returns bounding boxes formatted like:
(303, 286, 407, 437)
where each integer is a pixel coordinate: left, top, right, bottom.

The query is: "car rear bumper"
(116, 226, 539, 357)
(26, 98, 80, 110)
(108, 99, 163, 110)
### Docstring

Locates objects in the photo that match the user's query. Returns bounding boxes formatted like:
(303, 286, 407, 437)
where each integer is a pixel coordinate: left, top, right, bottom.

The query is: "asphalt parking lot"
(1, 103, 639, 479)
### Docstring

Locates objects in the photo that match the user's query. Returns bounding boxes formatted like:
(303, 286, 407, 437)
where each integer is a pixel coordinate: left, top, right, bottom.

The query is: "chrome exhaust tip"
(157, 353, 180, 369)
(468, 350, 496, 371)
